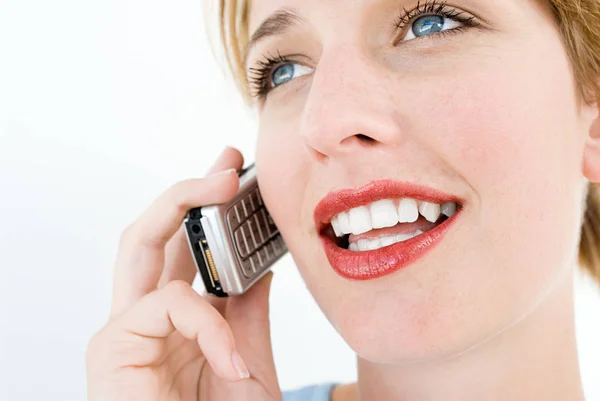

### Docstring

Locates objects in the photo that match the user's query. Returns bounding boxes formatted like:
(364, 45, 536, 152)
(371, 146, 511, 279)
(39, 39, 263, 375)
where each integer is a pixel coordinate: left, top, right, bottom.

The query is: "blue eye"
(403, 14, 462, 41)
(272, 64, 294, 86)
(413, 15, 444, 36)
(271, 63, 312, 88)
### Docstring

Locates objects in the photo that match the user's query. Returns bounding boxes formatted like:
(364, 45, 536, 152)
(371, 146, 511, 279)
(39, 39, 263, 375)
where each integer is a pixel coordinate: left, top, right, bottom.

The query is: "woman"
(86, 0, 600, 400)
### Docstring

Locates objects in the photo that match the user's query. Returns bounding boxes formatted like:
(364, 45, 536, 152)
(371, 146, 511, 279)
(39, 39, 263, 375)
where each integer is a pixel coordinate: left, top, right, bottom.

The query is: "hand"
(86, 147, 281, 401)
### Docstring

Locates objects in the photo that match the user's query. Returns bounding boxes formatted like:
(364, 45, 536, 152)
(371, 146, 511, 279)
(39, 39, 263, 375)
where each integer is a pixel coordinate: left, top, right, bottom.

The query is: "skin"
(248, 0, 600, 400)
(86, 149, 283, 401)
(86, 0, 600, 400)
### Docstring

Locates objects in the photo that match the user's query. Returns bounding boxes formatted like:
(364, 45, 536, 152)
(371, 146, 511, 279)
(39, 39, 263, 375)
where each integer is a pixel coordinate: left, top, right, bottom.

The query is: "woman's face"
(247, 0, 598, 362)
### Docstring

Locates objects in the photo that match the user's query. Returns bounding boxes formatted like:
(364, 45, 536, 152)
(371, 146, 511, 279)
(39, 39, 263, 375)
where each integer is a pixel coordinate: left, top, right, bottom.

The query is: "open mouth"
(313, 180, 464, 280)
(323, 198, 458, 251)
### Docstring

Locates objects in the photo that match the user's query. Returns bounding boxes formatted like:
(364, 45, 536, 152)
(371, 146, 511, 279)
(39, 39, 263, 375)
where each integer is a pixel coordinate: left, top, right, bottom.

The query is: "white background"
(0, 1, 598, 400)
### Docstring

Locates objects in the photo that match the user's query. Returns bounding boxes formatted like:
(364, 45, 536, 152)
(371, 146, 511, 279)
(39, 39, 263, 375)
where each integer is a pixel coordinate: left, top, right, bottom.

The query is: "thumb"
(225, 271, 278, 386)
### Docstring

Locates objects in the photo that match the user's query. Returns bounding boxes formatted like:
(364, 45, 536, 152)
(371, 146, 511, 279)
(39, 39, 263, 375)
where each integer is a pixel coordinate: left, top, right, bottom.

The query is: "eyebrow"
(245, 8, 304, 65)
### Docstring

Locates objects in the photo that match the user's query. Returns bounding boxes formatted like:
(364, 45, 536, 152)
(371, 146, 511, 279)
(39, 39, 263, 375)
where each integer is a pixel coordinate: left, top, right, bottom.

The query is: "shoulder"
(282, 382, 338, 401)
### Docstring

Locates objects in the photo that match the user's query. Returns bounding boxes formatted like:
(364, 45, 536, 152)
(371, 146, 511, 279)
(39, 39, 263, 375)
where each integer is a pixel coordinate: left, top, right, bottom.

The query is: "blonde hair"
(215, 0, 600, 285)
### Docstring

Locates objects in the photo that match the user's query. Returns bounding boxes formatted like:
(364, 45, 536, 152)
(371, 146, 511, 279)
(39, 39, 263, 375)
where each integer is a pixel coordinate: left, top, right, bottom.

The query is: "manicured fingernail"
(212, 168, 236, 177)
(231, 350, 250, 379)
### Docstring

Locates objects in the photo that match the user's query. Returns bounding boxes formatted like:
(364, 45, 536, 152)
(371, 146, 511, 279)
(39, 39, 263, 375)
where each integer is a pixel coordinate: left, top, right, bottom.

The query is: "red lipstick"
(313, 180, 463, 280)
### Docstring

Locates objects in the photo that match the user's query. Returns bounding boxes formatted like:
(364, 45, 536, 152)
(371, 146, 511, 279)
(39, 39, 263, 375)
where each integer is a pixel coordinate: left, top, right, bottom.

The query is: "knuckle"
(87, 326, 166, 368)
(86, 327, 109, 366)
(112, 333, 166, 366)
(117, 179, 199, 251)
(165, 180, 196, 212)
(164, 279, 193, 297)
(211, 318, 232, 337)
(118, 222, 138, 248)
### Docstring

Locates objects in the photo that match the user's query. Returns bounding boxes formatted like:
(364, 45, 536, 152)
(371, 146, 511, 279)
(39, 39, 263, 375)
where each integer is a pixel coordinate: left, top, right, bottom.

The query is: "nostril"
(356, 133, 376, 144)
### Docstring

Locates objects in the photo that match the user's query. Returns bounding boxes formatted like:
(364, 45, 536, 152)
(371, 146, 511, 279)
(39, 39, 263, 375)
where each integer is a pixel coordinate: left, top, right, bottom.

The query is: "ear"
(582, 98, 600, 182)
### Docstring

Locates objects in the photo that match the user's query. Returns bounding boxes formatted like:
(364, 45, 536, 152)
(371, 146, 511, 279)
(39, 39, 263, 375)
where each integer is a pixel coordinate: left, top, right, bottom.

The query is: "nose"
(300, 48, 404, 161)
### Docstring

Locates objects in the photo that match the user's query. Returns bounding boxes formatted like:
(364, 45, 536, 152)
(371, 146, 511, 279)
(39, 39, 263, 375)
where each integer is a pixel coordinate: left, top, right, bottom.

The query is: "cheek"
(254, 25, 587, 363)
(449, 45, 583, 275)
(255, 117, 307, 234)
(324, 46, 586, 360)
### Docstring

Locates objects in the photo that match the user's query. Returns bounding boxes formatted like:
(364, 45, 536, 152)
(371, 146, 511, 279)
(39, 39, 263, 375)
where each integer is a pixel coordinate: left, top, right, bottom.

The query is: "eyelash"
(247, 50, 292, 100)
(248, 0, 480, 100)
(393, 0, 479, 41)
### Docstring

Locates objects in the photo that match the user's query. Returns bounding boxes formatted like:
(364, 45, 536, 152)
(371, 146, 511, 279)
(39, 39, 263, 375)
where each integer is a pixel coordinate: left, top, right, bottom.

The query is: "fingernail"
(231, 349, 250, 379)
(212, 168, 236, 177)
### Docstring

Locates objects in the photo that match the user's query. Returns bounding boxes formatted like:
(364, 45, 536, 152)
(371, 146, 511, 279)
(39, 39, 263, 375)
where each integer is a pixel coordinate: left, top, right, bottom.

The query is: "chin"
(327, 293, 502, 364)
(294, 237, 573, 366)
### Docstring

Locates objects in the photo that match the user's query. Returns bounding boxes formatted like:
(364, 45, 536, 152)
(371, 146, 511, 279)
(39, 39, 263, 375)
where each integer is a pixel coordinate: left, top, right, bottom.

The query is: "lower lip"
(320, 211, 461, 280)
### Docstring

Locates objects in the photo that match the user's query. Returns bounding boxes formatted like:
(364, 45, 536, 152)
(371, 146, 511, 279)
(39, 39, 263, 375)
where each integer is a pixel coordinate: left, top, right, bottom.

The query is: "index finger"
(158, 146, 245, 288)
(110, 169, 240, 318)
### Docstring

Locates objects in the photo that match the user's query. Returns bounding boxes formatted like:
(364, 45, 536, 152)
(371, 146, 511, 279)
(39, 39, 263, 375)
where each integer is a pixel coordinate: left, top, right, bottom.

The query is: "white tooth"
(337, 211, 352, 234)
(357, 239, 370, 252)
(380, 235, 396, 247)
(348, 229, 427, 252)
(441, 202, 457, 217)
(366, 237, 382, 250)
(331, 216, 343, 237)
(370, 199, 398, 229)
(394, 229, 423, 243)
(348, 206, 372, 235)
(418, 201, 441, 223)
(395, 233, 413, 243)
(397, 198, 419, 223)
(407, 230, 423, 240)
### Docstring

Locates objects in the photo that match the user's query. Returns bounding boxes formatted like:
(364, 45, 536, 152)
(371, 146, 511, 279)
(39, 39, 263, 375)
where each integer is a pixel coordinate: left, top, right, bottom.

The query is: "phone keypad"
(227, 188, 287, 278)
(227, 188, 262, 231)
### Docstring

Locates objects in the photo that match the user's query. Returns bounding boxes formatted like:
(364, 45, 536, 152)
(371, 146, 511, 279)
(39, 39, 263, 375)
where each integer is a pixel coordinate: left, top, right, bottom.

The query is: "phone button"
(241, 258, 254, 278)
(227, 205, 243, 231)
(269, 235, 282, 254)
(255, 248, 265, 268)
(271, 235, 287, 257)
(246, 218, 261, 249)
(238, 220, 255, 251)
(234, 226, 250, 258)
(256, 209, 269, 239)
(249, 254, 260, 274)
(261, 245, 272, 264)
(258, 208, 279, 238)
(248, 189, 262, 213)
(252, 214, 265, 243)
(240, 198, 249, 218)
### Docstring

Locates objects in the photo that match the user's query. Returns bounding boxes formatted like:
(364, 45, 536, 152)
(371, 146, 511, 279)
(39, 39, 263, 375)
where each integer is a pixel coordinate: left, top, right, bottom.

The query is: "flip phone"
(183, 163, 287, 296)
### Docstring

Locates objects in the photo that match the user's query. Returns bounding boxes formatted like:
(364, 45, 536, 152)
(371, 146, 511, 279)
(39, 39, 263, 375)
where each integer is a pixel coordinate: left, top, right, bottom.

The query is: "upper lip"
(313, 179, 464, 233)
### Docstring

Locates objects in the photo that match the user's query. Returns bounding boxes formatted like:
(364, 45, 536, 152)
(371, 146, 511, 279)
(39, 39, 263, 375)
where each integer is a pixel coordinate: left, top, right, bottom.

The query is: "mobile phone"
(183, 163, 287, 297)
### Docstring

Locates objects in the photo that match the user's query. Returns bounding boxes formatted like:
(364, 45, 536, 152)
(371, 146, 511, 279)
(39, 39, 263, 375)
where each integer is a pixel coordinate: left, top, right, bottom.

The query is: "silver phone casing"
(189, 164, 286, 296)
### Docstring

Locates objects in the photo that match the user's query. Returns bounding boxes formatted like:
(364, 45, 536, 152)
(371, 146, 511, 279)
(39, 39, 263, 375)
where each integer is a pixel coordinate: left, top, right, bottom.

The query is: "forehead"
(248, 0, 332, 33)
(247, 0, 551, 33)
